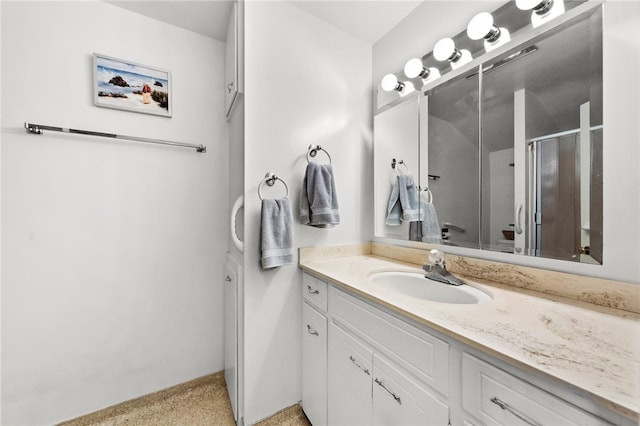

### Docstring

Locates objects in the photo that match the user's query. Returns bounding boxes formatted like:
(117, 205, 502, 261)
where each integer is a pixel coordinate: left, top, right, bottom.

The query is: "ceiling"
(289, 1, 422, 44)
(104, 1, 234, 42)
(104, 0, 422, 44)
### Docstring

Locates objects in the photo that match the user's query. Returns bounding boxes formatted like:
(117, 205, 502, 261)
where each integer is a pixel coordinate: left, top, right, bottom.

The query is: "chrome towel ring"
(307, 144, 332, 165)
(421, 186, 434, 203)
(391, 158, 411, 176)
(258, 172, 289, 200)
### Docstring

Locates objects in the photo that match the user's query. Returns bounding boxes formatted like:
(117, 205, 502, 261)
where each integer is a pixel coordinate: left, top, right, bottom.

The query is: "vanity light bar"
(379, 1, 566, 92)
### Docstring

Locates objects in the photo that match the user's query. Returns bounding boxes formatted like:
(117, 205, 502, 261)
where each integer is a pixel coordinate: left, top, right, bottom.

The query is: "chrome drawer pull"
(307, 285, 320, 295)
(375, 378, 402, 405)
(306, 324, 319, 336)
(490, 397, 540, 426)
(348, 355, 370, 375)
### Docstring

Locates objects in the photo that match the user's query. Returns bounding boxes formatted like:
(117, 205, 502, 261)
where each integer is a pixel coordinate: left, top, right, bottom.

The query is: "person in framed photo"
(142, 83, 152, 104)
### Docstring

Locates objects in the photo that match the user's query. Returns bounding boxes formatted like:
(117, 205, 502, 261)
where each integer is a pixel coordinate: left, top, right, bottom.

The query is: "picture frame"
(93, 53, 172, 117)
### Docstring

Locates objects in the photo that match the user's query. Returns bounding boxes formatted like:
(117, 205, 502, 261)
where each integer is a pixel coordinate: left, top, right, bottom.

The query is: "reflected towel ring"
(391, 158, 411, 176)
(421, 187, 433, 203)
(258, 172, 289, 201)
(307, 144, 332, 165)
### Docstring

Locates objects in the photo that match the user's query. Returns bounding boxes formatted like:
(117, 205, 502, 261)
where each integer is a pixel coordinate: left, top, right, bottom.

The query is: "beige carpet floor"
(58, 372, 311, 426)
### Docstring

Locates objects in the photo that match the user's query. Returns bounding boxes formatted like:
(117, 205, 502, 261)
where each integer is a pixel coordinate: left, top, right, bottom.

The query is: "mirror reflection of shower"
(528, 126, 603, 263)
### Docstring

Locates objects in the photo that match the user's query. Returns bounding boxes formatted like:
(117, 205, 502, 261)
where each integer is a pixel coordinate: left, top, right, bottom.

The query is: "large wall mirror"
(374, 2, 603, 265)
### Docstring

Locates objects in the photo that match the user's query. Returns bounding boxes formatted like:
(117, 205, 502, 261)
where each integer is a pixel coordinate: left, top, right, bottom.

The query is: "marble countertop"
(299, 253, 640, 422)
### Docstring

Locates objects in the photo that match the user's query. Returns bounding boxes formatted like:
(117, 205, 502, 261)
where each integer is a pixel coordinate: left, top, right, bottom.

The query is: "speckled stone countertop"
(299, 243, 640, 423)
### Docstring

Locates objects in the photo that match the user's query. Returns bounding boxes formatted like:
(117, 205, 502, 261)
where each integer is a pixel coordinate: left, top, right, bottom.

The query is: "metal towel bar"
(24, 122, 206, 153)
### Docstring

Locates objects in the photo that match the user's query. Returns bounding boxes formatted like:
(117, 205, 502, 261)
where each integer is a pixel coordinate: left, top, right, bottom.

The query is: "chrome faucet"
(423, 249, 465, 286)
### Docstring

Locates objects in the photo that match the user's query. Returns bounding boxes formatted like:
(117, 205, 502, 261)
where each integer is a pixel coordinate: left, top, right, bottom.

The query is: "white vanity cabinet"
(329, 287, 450, 425)
(301, 271, 627, 426)
(302, 273, 328, 426)
(327, 322, 449, 426)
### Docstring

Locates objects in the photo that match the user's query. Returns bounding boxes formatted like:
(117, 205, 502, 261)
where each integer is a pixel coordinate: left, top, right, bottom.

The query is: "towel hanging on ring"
(386, 174, 421, 225)
(300, 162, 340, 227)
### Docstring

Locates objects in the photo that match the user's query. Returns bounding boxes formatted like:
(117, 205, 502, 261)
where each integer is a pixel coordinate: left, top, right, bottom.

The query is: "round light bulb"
(467, 12, 494, 40)
(433, 38, 456, 62)
(381, 74, 400, 92)
(516, 0, 544, 10)
(404, 58, 425, 79)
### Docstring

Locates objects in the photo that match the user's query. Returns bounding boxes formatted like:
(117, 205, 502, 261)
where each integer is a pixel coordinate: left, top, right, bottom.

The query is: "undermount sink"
(369, 272, 492, 304)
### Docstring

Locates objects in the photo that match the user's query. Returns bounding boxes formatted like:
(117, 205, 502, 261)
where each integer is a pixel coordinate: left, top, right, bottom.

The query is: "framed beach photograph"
(93, 53, 172, 117)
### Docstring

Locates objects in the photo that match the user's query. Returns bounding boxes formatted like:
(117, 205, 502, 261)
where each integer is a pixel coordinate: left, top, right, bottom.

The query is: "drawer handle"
(375, 378, 402, 405)
(348, 355, 370, 376)
(490, 397, 540, 426)
(306, 324, 319, 336)
(307, 285, 320, 295)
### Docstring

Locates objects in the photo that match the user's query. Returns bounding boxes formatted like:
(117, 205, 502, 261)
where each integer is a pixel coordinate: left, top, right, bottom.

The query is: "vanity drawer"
(303, 272, 328, 312)
(331, 287, 449, 396)
(462, 353, 613, 426)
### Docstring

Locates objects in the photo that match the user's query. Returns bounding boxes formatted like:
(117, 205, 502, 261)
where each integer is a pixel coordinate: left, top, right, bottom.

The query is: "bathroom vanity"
(299, 244, 639, 426)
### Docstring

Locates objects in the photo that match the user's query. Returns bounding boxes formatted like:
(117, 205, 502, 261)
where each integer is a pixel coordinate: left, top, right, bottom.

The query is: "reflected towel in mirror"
(386, 174, 421, 225)
(409, 194, 442, 244)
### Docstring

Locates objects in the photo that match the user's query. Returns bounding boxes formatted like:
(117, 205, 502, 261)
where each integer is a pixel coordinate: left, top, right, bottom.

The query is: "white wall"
(243, 2, 372, 423)
(1, 2, 228, 424)
(372, 1, 640, 283)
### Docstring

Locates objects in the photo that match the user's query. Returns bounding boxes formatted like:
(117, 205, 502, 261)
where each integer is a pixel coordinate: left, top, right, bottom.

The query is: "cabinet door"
(331, 288, 450, 395)
(328, 323, 372, 426)
(224, 1, 238, 118)
(372, 354, 449, 426)
(302, 302, 327, 426)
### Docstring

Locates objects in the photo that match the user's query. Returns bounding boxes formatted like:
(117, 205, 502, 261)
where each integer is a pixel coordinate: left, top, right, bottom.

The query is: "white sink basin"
(369, 272, 492, 304)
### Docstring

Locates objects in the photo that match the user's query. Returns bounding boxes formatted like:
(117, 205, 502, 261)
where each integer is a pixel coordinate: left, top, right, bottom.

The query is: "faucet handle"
(428, 249, 446, 268)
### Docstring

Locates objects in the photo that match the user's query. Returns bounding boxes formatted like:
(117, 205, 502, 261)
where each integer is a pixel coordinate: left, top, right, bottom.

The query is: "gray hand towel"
(300, 163, 340, 226)
(409, 221, 422, 241)
(420, 200, 442, 243)
(261, 198, 294, 269)
(386, 177, 402, 225)
(409, 195, 442, 243)
(386, 174, 421, 225)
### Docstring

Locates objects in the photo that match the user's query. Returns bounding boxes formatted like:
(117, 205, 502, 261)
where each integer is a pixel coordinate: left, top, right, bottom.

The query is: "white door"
(223, 261, 238, 421)
(328, 323, 373, 426)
